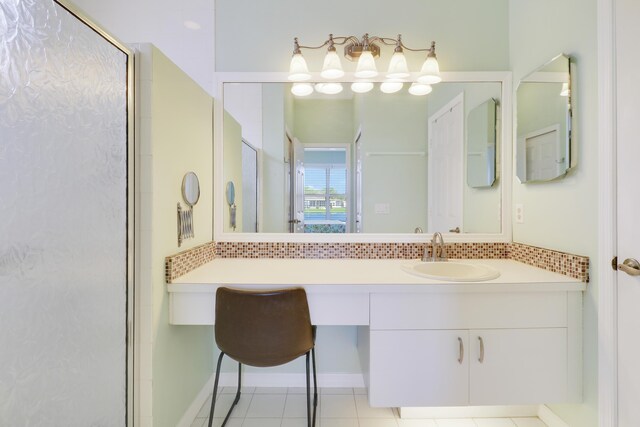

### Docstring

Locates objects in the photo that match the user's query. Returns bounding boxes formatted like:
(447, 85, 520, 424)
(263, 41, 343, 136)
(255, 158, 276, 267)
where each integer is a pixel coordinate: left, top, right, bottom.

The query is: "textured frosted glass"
(0, 1, 128, 425)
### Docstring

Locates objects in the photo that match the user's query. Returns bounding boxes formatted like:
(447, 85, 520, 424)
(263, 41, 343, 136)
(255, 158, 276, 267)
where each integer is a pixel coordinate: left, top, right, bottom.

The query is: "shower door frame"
(52, 1, 136, 424)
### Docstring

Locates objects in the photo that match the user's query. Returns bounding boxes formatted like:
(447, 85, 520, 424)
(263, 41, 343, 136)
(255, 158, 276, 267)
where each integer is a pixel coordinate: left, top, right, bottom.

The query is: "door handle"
(478, 336, 484, 363)
(449, 227, 460, 233)
(618, 258, 640, 276)
(457, 337, 464, 364)
(288, 219, 301, 224)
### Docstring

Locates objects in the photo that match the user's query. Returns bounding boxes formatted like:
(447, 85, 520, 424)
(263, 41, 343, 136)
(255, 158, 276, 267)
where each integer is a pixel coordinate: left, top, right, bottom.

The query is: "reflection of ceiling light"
(408, 82, 433, 96)
(316, 82, 343, 95)
(560, 82, 570, 97)
(183, 20, 201, 30)
(289, 33, 441, 86)
(351, 82, 374, 93)
(291, 83, 313, 96)
(380, 81, 403, 94)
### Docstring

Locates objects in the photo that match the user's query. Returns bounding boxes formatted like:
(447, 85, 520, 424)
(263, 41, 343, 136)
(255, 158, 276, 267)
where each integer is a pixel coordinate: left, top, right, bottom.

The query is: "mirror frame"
(213, 71, 512, 243)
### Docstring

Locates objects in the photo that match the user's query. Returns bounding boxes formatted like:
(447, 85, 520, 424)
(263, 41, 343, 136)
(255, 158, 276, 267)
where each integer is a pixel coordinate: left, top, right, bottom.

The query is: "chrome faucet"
(422, 232, 448, 262)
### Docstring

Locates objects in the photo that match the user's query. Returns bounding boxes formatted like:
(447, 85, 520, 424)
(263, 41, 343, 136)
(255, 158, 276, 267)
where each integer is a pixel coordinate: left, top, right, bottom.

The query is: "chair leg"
(207, 352, 225, 427)
(311, 347, 318, 427)
(208, 355, 242, 427)
(306, 351, 312, 427)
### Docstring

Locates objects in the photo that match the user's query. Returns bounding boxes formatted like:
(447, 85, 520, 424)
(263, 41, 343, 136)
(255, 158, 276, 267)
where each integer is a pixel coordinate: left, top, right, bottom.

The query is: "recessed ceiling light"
(184, 20, 201, 30)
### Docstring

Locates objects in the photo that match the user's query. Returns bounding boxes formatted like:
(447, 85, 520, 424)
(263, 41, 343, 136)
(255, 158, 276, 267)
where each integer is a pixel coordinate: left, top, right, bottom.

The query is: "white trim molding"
(597, 0, 618, 426)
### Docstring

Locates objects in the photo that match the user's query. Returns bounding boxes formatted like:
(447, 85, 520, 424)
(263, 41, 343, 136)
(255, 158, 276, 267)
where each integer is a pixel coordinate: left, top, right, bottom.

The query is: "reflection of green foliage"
(304, 224, 346, 233)
(304, 186, 324, 194)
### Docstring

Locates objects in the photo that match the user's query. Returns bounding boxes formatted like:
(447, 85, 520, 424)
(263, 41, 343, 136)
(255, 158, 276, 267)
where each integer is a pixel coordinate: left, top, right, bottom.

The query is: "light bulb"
(355, 50, 378, 78)
(408, 82, 433, 96)
(291, 83, 313, 96)
(386, 51, 410, 79)
(380, 81, 403, 94)
(417, 55, 441, 84)
(317, 82, 343, 95)
(288, 53, 311, 81)
(321, 50, 344, 79)
(351, 82, 374, 93)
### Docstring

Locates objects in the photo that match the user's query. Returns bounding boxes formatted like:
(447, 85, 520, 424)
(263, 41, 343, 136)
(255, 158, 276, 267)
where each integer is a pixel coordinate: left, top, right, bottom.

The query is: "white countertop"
(168, 258, 586, 293)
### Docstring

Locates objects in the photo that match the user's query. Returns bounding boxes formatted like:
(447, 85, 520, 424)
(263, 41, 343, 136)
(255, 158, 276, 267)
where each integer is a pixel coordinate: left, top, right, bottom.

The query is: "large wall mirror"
(516, 54, 574, 183)
(214, 73, 511, 241)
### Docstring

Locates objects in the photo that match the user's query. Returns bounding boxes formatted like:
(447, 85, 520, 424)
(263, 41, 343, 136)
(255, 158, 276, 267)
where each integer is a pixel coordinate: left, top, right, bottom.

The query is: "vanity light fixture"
(408, 82, 433, 96)
(288, 34, 442, 96)
(291, 82, 314, 96)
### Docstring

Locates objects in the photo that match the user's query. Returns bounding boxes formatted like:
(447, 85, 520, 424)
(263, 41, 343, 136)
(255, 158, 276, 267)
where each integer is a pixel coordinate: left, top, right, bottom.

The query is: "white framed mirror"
(213, 72, 512, 242)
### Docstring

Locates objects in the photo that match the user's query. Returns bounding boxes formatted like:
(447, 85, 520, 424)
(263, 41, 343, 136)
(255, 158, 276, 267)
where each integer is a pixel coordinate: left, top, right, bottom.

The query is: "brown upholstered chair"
(208, 287, 317, 427)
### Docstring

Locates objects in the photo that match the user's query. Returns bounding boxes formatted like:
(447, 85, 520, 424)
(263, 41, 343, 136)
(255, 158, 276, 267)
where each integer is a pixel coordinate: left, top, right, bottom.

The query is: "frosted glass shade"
(354, 51, 378, 78)
(417, 56, 442, 84)
(409, 82, 433, 96)
(560, 82, 570, 97)
(351, 82, 374, 93)
(291, 83, 313, 96)
(321, 50, 344, 79)
(289, 53, 311, 81)
(380, 81, 403, 94)
(317, 82, 343, 95)
(386, 51, 410, 79)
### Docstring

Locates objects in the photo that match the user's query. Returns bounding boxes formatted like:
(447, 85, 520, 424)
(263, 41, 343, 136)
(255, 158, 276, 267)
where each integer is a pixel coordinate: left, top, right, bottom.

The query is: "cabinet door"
(469, 328, 567, 405)
(369, 330, 469, 407)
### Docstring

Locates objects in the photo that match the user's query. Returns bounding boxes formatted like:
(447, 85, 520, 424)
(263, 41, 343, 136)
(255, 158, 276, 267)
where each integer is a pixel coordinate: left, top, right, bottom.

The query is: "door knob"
(618, 258, 640, 276)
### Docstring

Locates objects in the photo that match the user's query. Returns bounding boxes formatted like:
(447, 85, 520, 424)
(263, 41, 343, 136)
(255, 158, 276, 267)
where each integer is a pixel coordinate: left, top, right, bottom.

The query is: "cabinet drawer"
(370, 292, 567, 330)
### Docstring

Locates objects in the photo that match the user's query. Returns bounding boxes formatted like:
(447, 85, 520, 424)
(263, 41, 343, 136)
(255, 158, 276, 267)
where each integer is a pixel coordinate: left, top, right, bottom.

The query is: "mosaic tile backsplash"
(166, 241, 589, 283)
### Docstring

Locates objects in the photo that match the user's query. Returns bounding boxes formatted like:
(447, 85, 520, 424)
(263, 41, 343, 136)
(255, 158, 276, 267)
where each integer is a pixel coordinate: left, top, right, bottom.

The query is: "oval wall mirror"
(182, 172, 200, 207)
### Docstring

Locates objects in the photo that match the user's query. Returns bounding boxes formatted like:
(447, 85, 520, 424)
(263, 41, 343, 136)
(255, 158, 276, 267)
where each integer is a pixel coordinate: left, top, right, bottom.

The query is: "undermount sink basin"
(402, 261, 501, 282)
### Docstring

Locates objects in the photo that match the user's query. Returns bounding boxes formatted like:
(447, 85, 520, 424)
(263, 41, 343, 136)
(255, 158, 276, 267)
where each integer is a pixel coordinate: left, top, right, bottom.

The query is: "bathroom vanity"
(168, 258, 584, 407)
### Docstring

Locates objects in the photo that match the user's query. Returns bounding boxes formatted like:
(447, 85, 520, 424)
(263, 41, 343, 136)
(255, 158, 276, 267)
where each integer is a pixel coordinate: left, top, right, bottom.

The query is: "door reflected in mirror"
(222, 81, 502, 234)
(516, 54, 573, 183)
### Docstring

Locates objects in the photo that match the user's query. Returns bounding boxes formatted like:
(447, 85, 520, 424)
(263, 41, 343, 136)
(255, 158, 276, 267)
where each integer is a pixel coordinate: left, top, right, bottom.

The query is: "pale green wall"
(357, 91, 429, 233)
(215, 0, 510, 72)
(293, 99, 355, 144)
(428, 83, 502, 233)
(262, 84, 288, 232)
(509, 0, 598, 425)
(141, 45, 214, 427)
(223, 111, 244, 232)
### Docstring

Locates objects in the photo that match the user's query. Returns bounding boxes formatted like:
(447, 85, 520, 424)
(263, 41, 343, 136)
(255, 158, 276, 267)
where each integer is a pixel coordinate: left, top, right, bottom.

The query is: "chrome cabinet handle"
(618, 258, 640, 276)
(458, 337, 464, 364)
(478, 337, 484, 363)
(449, 227, 460, 233)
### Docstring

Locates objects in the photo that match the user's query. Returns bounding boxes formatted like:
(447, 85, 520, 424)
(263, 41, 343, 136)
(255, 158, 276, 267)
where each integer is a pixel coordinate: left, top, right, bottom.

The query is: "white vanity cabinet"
(364, 291, 581, 407)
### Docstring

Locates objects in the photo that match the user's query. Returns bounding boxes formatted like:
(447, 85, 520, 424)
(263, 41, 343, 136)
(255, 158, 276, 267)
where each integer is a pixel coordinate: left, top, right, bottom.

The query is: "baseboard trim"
(176, 374, 214, 427)
(538, 405, 570, 427)
(399, 405, 539, 419)
(218, 372, 365, 388)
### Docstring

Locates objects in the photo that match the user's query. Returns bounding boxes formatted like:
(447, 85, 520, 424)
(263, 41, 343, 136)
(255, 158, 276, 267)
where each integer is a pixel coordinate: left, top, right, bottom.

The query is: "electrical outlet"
(515, 203, 524, 223)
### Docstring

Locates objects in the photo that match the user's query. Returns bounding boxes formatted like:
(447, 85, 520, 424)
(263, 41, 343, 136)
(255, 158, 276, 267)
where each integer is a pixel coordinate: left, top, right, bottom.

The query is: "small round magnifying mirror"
(182, 172, 200, 207)
(226, 181, 235, 206)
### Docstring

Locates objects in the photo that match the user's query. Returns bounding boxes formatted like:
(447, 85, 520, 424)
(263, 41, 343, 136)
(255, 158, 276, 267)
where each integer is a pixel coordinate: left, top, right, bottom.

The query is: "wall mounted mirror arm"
(213, 72, 513, 243)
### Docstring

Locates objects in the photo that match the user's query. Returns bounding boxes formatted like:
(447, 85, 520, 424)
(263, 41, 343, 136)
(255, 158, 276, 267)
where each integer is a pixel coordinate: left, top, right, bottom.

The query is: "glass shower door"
(0, 1, 132, 424)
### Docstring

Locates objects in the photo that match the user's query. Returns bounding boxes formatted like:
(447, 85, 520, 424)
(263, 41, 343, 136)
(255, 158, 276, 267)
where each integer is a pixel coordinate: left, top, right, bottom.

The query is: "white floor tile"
(245, 394, 287, 418)
(355, 395, 396, 419)
(281, 418, 320, 427)
(189, 418, 206, 427)
(321, 387, 354, 395)
(196, 396, 213, 418)
(475, 418, 517, 427)
(359, 419, 399, 427)
(222, 386, 255, 394)
(321, 394, 358, 418)
(289, 387, 309, 394)
(397, 420, 438, 427)
(354, 387, 368, 395)
(241, 418, 282, 427)
(512, 418, 547, 427)
(210, 418, 243, 427)
(436, 419, 477, 427)
(255, 387, 289, 394)
(321, 419, 359, 427)
(283, 393, 318, 418)
(214, 393, 252, 418)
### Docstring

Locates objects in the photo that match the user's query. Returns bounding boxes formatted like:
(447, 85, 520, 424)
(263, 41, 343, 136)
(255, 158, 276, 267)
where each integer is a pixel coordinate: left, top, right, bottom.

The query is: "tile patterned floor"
(189, 387, 548, 427)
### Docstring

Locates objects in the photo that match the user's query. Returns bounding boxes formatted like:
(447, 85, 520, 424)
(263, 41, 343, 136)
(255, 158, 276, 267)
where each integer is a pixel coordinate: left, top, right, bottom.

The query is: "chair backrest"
(215, 287, 314, 367)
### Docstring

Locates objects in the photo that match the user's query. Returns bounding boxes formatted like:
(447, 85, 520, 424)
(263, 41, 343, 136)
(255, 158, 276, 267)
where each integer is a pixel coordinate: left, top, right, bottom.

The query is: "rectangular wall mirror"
(516, 54, 574, 183)
(214, 73, 511, 241)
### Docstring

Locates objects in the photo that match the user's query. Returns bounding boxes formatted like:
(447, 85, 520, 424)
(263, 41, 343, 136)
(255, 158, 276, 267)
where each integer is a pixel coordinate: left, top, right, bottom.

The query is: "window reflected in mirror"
(222, 81, 502, 234)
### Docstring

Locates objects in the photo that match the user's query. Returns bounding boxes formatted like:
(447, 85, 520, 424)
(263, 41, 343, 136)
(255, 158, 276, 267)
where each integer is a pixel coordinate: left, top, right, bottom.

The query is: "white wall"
(71, 0, 215, 94)
(509, 0, 598, 425)
(137, 45, 214, 427)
